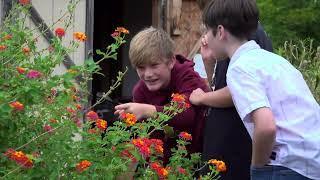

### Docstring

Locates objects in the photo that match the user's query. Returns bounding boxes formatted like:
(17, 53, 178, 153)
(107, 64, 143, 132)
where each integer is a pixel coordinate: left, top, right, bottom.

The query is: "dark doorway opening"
(93, 0, 152, 120)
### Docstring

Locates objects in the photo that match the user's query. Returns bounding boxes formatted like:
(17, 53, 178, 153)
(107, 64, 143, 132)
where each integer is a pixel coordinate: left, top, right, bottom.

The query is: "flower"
(171, 93, 186, 103)
(43, 124, 53, 133)
(4, 149, 33, 168)
(86, 111, 98, 121)
(26, 70, 41, 79)
(19, 0, 30, 5)
(9, 101, 24, 111)
(2, 34, 12, 40)
(208, 159, 227, 172)
(73, 32, 87, 42)
(55, 27, 65, 38)
(75, 104, 82, 110)
(178, 132, 192, 141)
(75, 160, 91, 172)
(96, 119, 107, 130)
(111, 31, 119, 37)
(158, 168, 169, 178)
(115, 27, 129, 34)
(16, 67, 26, 74)
(178, 167, 186, 174)
(0, 45, 6, 51)
(120, 112, 137, 126)
(22, 47, 31, 55)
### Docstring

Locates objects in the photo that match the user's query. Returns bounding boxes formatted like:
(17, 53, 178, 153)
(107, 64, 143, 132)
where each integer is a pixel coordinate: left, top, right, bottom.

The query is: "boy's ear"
(168, 56, 176, 69)
(217, 25, 226, 40)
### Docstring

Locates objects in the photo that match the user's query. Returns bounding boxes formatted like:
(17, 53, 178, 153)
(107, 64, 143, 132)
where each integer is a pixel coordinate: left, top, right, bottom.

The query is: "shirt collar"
(229, 40, 261, 66)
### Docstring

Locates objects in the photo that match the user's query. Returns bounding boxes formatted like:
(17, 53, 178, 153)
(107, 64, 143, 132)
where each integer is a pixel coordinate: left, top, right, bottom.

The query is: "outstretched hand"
(189, 88, 205, 105)
(114, 102, 157, 120)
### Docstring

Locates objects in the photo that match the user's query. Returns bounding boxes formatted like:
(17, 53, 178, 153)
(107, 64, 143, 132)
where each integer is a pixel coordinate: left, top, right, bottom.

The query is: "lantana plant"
(0, 1, 226, 179)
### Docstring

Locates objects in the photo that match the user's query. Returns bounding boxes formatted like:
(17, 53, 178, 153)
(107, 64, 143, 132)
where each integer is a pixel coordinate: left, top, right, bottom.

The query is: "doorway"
(93, 0, 152, 120)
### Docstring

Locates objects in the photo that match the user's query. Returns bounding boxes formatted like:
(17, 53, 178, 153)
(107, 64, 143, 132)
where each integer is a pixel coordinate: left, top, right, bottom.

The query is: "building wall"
(171, 0, 202, 58)
(1, 0, 87, 75)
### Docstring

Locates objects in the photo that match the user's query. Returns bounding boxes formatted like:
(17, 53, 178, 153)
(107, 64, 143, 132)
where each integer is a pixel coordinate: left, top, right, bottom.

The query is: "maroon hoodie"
(133, 55, 210, 163)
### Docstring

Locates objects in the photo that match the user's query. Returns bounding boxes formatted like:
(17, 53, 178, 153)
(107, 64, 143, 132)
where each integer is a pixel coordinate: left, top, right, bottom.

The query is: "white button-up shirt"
(227, 40, 320, 179)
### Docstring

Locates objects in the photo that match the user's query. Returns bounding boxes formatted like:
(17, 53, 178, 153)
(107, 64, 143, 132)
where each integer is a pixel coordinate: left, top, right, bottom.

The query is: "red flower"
(96, 119, 107, 130)
(55, 27, 65, 38)
(22, 47, 30, 55)
(17, 67, 26, 74)
(19, 0, 30, 5)
(86, 111, 98, 121)
(178, 132, 192, 141)
(9, 101, 24, 111)
(150, 162, 161, 171)
(26, 70, 41, 79)
(43, 124, 53, 133)
(111, 31, 119, 37)
(0, 45, 6, 51)
(75, 104, 82, 110)
(75, 160, 91, 172)
(178, 167, 186, 174)
(4, 149, 33, 168)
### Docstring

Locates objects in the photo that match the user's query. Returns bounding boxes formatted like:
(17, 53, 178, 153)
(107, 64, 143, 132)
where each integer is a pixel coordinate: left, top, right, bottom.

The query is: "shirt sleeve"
(168, 69, 209, 131)
(227, 65, 271, 122)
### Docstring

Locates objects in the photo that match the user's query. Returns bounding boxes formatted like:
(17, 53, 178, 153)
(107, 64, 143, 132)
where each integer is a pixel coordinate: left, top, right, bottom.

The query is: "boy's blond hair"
(129, 27, 175, 68)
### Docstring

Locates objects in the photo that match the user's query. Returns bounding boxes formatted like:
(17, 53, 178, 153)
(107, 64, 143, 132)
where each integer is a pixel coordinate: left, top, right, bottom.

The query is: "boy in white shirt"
(190, 0, 320, 179)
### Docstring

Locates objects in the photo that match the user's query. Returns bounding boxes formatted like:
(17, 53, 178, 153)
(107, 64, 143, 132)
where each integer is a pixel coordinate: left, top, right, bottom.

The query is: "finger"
(115, 103, 129, 110)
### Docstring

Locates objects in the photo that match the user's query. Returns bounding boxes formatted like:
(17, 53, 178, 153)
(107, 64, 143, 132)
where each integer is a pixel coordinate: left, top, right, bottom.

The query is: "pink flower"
(26, 70, 41, 79)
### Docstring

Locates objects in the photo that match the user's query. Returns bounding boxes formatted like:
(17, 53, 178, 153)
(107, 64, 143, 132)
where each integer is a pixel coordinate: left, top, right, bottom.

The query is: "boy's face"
(136, 57, 175, 91)
(203, 27, 228, 60)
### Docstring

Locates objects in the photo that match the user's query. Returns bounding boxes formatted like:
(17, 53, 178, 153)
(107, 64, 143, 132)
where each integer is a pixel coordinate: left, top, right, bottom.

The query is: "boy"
(191, 0, 320, 179)
(191, 0, 272, 179)
(115, 27, 210, 163)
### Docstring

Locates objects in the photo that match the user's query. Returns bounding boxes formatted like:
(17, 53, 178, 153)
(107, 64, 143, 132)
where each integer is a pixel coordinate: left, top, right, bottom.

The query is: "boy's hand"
(114, 103, 156, 120)
(189, 88, 205, 105)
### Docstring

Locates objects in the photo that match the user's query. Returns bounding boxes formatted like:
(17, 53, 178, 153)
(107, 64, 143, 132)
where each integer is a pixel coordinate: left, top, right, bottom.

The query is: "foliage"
(257, 0, 320, 49)
(0, 1, 225, 179)
(277, 39, 320, 102)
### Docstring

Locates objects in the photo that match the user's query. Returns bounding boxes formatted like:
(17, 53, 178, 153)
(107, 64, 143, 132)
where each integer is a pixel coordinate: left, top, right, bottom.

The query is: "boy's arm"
(190, 87, 234, 107)
(114, 103, 156, 120)
(251, 107, 276, 167)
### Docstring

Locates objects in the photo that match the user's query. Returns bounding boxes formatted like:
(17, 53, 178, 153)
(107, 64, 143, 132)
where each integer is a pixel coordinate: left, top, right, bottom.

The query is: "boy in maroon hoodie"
(115, 27, 209, 163)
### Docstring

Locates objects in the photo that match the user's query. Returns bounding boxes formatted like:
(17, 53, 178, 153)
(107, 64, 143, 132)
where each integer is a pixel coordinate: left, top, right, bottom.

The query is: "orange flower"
(154, 144, 164, 154)
(120, 113, 137, 126)
(86, 111, 98, 121)
(171, 93, 186, 103)
(49, 119, 58, 123)
(73, 32, 87, 42)
(96, 119, 107, 130)
(115, 27, 129, 34)
(158, 167, 169, 178)
(16, 67, 26, 74)
(132, 138, 144, 148)
(19, 0, 30, 5)
(208, 159, 227, 172)
(55, 27, 65, 38)
(0, 45, 6, 51)
(75, 160, 91, 172)
(2, 34, 12, 40)
(4, 149, 33, 168)
(75, 104, 82, 110)
(178, 132, 192, 141)
(22, 47, 30, 55)
(9, 101, 24, 111)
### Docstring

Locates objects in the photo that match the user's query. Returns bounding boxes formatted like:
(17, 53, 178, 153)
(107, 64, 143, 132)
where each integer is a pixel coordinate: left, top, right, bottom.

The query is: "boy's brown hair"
(129, 27, 175, 68)
(203, 0, 259, 40)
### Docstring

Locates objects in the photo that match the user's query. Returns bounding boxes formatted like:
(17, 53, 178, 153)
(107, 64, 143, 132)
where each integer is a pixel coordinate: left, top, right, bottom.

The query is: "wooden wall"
(171, 0, 202, 58)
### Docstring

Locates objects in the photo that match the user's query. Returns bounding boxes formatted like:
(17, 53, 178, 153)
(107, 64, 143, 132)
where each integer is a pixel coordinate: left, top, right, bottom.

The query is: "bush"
(0, 1, 225, 179)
